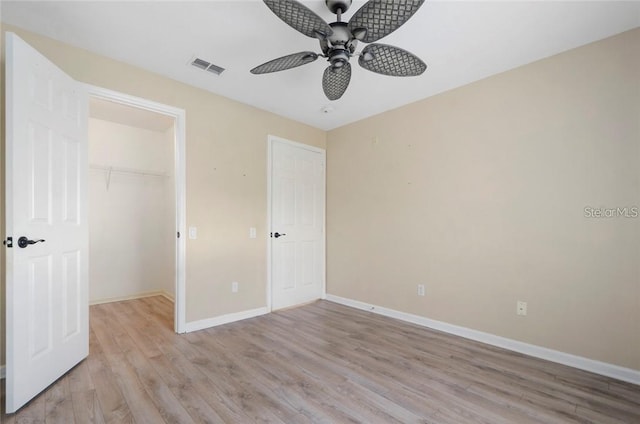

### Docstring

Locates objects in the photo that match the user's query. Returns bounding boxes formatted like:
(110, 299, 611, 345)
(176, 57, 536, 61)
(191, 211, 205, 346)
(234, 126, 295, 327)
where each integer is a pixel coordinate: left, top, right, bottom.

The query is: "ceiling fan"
(250, 0, 427, 101)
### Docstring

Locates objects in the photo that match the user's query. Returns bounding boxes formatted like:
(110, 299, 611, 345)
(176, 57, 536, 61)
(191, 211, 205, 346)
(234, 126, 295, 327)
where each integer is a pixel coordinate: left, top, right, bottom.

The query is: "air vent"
(190, 57, 225, 76)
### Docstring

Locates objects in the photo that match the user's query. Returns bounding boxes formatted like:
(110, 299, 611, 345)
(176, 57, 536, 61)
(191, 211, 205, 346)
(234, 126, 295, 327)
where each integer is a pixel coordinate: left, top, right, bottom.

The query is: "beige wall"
(0, 23, 326, 366)
(326, 28, 640, 370)
(88, 118, 175, 302)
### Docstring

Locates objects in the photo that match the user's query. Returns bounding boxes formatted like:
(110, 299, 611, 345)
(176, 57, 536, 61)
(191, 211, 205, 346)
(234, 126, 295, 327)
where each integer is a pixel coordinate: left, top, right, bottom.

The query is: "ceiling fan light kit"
(251, 0, 427, 101)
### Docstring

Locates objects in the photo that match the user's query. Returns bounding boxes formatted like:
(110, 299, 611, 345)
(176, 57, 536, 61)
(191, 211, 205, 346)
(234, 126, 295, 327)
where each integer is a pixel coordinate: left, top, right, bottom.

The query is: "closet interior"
(88, 98, 176, 306)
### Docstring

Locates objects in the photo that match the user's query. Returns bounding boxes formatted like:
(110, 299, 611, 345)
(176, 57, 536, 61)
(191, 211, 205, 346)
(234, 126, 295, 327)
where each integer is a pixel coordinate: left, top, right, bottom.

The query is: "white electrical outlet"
(232, 281, 238, 293)
(517, 301, 527, 316)
(417, 284, 425, 296)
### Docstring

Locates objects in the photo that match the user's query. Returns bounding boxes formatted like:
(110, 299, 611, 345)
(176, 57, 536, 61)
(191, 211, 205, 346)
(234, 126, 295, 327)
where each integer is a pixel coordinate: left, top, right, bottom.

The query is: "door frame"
(86, 85, 187, 333)
(266, 135, 326, 312)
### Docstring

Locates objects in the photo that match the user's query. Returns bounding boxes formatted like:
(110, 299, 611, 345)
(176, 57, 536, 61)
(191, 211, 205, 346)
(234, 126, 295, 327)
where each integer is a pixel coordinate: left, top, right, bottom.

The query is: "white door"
(5, 33, 89, 413)
(270, 137, 325, 310)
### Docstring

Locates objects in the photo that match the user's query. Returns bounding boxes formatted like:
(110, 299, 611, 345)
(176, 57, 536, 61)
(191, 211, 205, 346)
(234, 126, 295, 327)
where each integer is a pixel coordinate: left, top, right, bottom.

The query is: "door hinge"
(3, 237, 13, 248)
(177, 231, 181, 238)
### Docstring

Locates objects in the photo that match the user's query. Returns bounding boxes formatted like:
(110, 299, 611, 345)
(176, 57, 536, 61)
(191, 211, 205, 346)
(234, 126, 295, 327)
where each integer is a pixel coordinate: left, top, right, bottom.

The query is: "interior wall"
(0, 23, 327, 366)
(326, 28, 640, 370)
(88, 118, 175, 303)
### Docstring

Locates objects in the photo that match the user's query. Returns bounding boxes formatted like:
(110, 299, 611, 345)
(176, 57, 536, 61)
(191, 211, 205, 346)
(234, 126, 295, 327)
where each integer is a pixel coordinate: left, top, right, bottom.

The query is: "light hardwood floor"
(1, 296, 639, 423)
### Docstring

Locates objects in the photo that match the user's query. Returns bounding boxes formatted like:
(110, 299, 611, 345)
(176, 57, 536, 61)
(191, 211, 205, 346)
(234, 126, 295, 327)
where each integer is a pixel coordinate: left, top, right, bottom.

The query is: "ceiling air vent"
(190, 57, 225, 76)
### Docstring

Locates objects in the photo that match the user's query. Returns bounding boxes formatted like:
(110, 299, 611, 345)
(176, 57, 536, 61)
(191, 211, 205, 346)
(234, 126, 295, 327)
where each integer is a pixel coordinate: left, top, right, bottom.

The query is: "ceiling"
(2, 1, 639, 131)
(90, 97, 175, 132)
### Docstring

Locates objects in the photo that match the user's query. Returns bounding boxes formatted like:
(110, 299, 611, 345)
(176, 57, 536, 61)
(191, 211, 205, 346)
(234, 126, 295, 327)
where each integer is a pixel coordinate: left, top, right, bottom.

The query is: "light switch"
(249, 227, 257, 239)
(188, 226, 197, 239)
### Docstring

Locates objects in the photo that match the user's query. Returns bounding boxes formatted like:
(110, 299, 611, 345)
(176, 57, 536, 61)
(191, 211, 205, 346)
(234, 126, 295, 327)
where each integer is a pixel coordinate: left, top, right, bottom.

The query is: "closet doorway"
(87, 87, 186, 333)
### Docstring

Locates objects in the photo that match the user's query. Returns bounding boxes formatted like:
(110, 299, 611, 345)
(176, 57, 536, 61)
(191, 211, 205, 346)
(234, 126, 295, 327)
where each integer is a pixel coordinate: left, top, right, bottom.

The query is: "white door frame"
(266, 135, 326, 311)
(85, 85, 187, 333)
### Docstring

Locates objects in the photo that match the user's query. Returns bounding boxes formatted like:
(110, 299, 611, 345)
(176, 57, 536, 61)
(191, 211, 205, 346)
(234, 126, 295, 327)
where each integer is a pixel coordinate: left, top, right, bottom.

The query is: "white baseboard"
(0, 365, 5, 379)
(158, 291, 175, 302)
(325, 294, 640, 386)
(185, 307, 269, 333)
(90, 290, 174, 306)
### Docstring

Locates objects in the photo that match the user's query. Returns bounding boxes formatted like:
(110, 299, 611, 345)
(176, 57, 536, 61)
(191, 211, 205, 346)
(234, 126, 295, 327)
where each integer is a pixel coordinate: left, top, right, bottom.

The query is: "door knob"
(271, 232, 286, 238)
(17, 236, 46, 249)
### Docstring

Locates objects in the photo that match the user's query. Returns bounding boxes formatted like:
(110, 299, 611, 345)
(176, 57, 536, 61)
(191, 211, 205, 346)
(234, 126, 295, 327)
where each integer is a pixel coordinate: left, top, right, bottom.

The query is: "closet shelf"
(90, 164, 169, 178)
(90, 164, 170, 190)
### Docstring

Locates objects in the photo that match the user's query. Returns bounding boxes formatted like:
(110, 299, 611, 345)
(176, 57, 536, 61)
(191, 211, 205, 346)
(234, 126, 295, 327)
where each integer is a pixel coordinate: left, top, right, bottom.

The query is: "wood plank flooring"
(1, 296, 639, 423)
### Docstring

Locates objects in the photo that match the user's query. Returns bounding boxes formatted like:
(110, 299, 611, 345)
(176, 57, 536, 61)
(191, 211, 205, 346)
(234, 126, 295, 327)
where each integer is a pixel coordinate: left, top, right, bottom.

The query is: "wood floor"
(1, 296, 639, 423)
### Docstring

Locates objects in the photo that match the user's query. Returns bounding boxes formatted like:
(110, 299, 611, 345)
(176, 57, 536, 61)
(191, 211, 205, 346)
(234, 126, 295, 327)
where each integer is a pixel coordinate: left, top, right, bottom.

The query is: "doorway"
(87, 86, 186, 333)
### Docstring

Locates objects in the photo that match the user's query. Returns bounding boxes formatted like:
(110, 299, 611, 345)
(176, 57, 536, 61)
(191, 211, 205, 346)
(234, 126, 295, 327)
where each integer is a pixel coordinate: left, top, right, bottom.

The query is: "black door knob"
(272, 232, 286, 238)
(17, 236, 46, 249)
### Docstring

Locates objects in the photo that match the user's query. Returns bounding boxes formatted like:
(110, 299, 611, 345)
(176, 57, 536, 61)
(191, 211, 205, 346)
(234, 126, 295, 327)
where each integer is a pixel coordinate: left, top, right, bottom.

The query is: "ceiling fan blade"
(251, 52, 319, 74)
(322, 63, 352, 101)
(348, 0, 426, 43)
(263, 0, 333, 39)
(359, 44, 426, 76)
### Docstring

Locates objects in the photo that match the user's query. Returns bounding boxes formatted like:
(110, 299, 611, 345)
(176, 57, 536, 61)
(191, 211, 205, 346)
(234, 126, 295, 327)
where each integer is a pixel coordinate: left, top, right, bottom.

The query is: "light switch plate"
(188, 226, 197, 239)
(249, 227, 257, 239)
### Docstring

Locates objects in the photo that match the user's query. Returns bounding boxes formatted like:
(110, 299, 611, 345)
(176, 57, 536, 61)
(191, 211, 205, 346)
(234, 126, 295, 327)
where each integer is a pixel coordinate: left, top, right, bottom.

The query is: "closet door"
(269, 137, 325, 310)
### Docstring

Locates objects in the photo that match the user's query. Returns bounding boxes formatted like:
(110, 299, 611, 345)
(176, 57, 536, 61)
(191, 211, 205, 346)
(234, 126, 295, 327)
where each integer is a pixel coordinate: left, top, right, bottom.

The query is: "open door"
(4, 33, 88, 413)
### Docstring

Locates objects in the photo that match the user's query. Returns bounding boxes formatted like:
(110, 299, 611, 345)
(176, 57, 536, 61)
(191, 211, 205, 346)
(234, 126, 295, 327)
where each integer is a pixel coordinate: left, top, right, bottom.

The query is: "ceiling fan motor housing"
(326, 21, 358, 69)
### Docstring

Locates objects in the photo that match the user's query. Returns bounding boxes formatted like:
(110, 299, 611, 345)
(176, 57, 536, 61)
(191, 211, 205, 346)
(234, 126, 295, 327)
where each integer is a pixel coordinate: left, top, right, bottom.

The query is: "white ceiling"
(2, 1, 639, 130)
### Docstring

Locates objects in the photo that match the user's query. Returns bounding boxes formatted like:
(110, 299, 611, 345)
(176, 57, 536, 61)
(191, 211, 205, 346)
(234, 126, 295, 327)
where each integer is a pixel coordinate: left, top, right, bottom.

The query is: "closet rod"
(90, 164, 170, 191)
(89, 164, 169, 178)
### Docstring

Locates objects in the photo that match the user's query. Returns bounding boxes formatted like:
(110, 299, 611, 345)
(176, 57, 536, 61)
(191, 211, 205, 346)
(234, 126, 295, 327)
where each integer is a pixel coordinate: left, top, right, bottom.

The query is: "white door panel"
(270, 138, 325, 310)
(5, 32, 88, 413)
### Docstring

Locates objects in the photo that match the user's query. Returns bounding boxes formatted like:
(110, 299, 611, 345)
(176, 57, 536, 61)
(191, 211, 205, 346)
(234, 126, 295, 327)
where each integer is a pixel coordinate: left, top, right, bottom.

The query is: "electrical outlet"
(517, 301, 527, 316)
(232, 281, 238, 293)
(417, 284, 425, 296)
